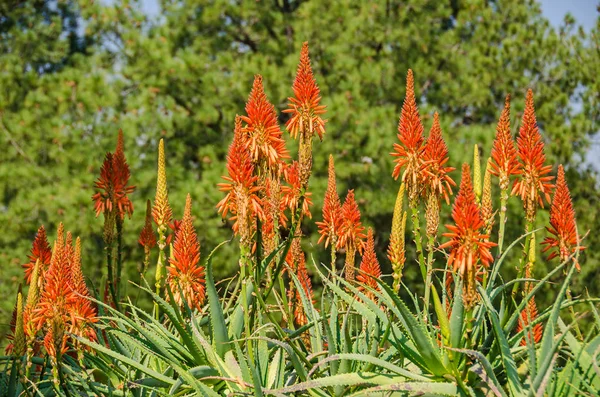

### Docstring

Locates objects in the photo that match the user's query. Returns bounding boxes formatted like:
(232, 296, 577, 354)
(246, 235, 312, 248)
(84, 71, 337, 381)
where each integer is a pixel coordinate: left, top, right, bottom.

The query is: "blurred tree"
(1, 0, 598, 341)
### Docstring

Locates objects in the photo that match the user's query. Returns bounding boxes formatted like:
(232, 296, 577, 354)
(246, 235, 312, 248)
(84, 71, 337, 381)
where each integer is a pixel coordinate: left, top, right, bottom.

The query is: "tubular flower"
(217, 116, 264, 245)
(357, 228, 382, 301)
(316, 155, 342, 247)
(337, 190, 367, 281)
(282, 161, 313, 219)
(490, 95, 520, 191)
(92, 131, 135, 219)
(284, 42, 326, 140)
(511, 90, 554, 223)
(153, 139, 173, 231)
(542, 165, 585, 269)
(481, 159, 494, 236)
(241, 75, 289, 171)
(440, 164, 496, 309)
(166, 219, 183, 246)
(421, 112, 455, 204)
(391, 69, 425, 202)
(167, 194, 205, 311)
(388, 183, 407, 291)
(23, 225, 52, 285)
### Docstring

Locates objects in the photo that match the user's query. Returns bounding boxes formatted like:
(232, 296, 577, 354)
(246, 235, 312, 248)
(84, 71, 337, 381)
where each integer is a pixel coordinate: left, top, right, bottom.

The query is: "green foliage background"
(1, 0, 598, 343)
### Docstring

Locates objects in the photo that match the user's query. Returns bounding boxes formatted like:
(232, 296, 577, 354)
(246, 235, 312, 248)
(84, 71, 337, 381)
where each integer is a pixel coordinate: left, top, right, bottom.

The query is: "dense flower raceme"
(421, 112, 455, 204)
(284, 42, 326, 141)
(337, 190, 367, 281)
(217, 116, 264, 244)
(92, 130, 135, 219)
(542, 165, 585, 268)
(512, 90, 554, 223)
(357, 228, 382, 301)
(282, 160, 313, 219)
(153, 138, 173, 230)
(391, 69, 425, 202)
(241, 75, 289, 171)
(388, 183, 407, 291)
(30, 225, 97, 361)
(23, 225, 52, 285)
(440, 164, 496, 309)
(168, 194, 205, 311)
(286, 238, 314, 326)
(139, 199, 157, 250)
(316, 155, 342, 248)
(490, 95, 520, 191)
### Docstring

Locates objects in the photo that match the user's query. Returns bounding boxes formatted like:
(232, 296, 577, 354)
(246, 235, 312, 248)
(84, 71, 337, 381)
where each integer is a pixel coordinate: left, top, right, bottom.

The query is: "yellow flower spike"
(13, 291, 26, 357)
(152, 139, 173, 232)
(388, 183, 407, 292)
(473, 144, 482, 203)
(481, 158, 494, 235)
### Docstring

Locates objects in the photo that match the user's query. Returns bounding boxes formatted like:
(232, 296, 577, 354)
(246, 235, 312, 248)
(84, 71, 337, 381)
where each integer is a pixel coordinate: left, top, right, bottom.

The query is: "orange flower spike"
(440, 164, 496, 308)
(490, 95, 520, 190)
(282, 160, 313, 218)
(391, 69, 425, 202)
(217, 116, 264, 239)
(70, 237, 88, 297)
(316, 155, 342, 247)
(357, 228, 382, 301)
(284, 42, 327, 140)
(241, 75, 289, 170)
(92, 153, 116, 217)
(421, 112, 455, 204)
(23, 225, 52, 285)
(292, 252, 314, 326)
(516, 296, 543, 346)
(111, 129, 135, 219)
(512, 90, 554, 223)
(168, 194, 205, 311)
(337, 190, 367, 281)
(542, 165, 585, 269)
(337, 190, 367, 254)
(139, 200, 157, 250)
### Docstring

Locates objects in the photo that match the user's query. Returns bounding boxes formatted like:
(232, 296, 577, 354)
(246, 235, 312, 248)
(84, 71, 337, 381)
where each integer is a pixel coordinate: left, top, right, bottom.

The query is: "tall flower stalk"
(440, 164, 496, 314)
(511, 90, 553, 287)
(490, 95, 519, 256)
(420, 112, 455, 313)
(152, 139, 172, 318)
(391, 69, 426, 281)
(388, 183, 407, 292)
(316, 155, 342, 272)
(357, 228, 382, 302)
(337, 190, 366, 282)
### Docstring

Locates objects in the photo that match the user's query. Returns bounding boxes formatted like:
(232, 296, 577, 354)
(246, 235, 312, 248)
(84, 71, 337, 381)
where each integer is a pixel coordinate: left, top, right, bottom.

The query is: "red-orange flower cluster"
(490, 95, 520, 190)
(92, 130, 135, 219)
(512, 90, 553, 222)
(168, 194, 205, 311)
(284, 42, 326, 140)
(391, 69, 425, 201)
(139, 200, 157, 249)
(441, 164, 496, 308)
(337, 190, 367, 254)
(316, 155, 342, 247)
(516, 296, 543, 346)
(217, 116, 264, 239)
(23, 225, 52, 285)
(282, 160, 313, 218)
(421, 112, 455, 204)
(542, 165, 584, 268)
(241, 75, 289, 170)
(357, 228, 382, 300)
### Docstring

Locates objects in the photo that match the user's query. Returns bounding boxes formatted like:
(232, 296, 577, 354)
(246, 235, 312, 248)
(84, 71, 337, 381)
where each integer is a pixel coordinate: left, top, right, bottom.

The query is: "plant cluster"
(1, 43, 598, 397)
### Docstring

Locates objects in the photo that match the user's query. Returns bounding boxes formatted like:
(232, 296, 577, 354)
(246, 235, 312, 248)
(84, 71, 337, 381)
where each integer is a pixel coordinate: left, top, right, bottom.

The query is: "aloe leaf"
(478, 286, 523, 395)
(205, 241, 231, 358)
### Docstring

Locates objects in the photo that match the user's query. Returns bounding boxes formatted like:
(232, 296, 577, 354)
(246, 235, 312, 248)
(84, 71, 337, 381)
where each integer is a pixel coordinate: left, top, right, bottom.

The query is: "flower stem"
(423, 235, 435, 319)
(115, 217, 124, 302)
(411, 205, 427, 283)
(154, 227, 166, 321)
(497, 188, 509, 257)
